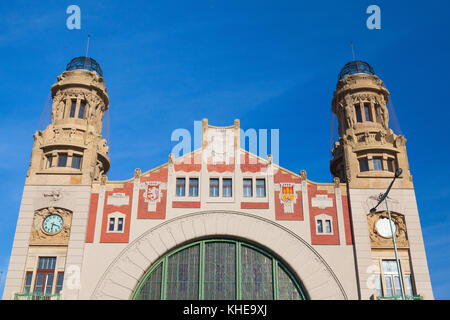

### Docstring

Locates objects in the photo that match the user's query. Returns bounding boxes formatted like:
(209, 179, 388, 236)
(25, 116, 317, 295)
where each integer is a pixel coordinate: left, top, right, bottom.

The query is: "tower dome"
(338, 60, 375, 80)
(66, 56, 103, 77)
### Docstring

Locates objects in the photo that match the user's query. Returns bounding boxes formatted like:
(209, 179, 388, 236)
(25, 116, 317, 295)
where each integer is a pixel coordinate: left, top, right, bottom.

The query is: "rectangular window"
(45, 155, 53, 169)
(117, 218, 124, 231)
(364, 103, 373, 121)
(373, 158, 383, 171)
(382, 260, 402, 297)
(355, 104, 363, 123)
(70, 100, 77, 118)
(317, 220, 323, 233)
(189, 178, 199, 197)
(38, 257, 56, 270)
(24, 272, 33, 293)
(375, 274, 383, 297)
(243, 179, 253, 197)
(109, 218, 115, 231)
(223, 179, 232, 197)
(176, 178, 186, 197)
(387, 158, 395, 173)
(209, 178, 219, 197)
(405, 274, 414, 296)
(256, 179, 266, 197)
(78, 101, 86, 119)
(359, 158, 369, 172)
(57, 153, 68, 167)
(55, 272, 64, 294)
(325, 220, 332, 233)
(45, 273, 54, 294)
(71, 155, 82, 169)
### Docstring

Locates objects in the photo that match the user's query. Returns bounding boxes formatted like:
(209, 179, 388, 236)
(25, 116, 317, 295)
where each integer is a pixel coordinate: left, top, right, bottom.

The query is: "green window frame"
(132, 239, 307, 300)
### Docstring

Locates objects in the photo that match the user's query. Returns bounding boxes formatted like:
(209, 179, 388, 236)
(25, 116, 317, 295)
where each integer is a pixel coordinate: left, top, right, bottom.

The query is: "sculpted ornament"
(30, 207, 72, 245)
(367, 211, 409, 248)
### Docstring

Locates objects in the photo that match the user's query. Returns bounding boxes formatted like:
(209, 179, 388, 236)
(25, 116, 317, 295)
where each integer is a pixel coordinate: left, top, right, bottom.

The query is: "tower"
(3, 57, 110, 300)
(330, 61, 433, 299)
(27, 56, 110, 185)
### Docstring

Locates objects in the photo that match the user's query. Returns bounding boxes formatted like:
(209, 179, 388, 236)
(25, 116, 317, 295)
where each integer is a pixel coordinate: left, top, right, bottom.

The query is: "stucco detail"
(91, 210, 347, 300)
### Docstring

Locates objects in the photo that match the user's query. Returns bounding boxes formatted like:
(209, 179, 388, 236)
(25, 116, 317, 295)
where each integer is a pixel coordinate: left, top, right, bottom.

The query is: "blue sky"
(0, 0, 449, 299)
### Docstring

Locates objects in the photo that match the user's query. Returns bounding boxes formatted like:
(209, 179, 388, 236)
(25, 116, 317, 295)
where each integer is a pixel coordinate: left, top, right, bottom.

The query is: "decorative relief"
(140, 182, 166, 212)
(107, 193, 129, 207)
(29, 207, 72, 246)
(279, 183, 298, 213)
(311, 194, 333, 209)
(43, 190, 63, 202)
(367, 211, 409, 248)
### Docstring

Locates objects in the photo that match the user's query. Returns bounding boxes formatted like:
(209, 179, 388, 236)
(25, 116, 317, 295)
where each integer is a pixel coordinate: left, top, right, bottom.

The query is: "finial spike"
(85, 34, 91, 58)
(350, 41, 356, 61)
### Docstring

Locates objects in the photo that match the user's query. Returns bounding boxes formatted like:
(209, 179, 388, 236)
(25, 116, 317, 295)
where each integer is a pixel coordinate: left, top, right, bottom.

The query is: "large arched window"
(132, 239, 307, 300)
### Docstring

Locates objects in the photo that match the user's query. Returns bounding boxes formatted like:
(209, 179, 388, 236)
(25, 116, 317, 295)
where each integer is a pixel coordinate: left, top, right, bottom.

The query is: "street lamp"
(370, 168, 406, 300)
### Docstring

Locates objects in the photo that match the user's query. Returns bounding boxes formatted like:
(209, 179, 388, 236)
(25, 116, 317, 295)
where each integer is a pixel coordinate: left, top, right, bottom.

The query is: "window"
(24, 272, 33, 293)
(404, 274, 414, 296)
(57, 153, 68, 167)
(117, 218, 124, 232)
(176, 178, 186, 197)
(210, 178, 219, 197)
(223, 179, 232, 197)
(359, 158, 369, 172)
(71, 155, 82, 169)
(373, 158, 383, 171)
(55, 272, 64, 294)
(45, 155, 53, 169)
(382, 260, 402, 297)
(325, 220, 332, 233)
(78, 101, 86, 119)
(133, 239, 306, 300)
(243, 179, 253, 197)
(387, 158, 395, 173)
(69, 100, 77, 118)
(374, 274, 383, 297)
(189, 178, 199, 197)
(256, 179, 266, 197)
(35, 257, 56, 294)
(364, 103, 373, 121)
(317, 220, 323, 233)
(355, 104, 363, 123)
(109, 218, 115, 231)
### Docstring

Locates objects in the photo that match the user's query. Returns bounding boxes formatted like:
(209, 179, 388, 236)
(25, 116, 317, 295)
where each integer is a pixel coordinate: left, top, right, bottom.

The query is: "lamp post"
(370, 168, 406, 300)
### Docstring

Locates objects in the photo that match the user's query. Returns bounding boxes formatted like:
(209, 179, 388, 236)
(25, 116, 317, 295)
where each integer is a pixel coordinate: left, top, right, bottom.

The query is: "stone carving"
(29, 207, 72, 245)
(367, 211, 409, 248)
(43, 190, 63, 202)
(134, 168, 141, 179)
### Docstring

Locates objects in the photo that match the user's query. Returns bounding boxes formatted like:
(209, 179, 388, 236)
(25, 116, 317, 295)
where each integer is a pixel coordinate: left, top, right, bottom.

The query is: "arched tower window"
(132, 239, 307, 300)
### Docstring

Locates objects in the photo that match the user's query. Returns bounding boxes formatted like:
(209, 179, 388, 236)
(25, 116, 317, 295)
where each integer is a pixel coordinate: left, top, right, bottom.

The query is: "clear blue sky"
(0, 0, 448, 299)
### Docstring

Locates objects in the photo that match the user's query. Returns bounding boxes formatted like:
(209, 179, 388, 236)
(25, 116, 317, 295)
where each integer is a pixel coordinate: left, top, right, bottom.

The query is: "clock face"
(376, 217, 396, 238)
(42, 214, 64, 234)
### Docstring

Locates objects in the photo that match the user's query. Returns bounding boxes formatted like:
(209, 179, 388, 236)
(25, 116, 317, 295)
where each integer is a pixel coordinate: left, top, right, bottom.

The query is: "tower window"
(317, 220, 323, 233)
(71, 155, 82, 169)
(109, 218, 115, 231)
(24, 272, 33, 293)
(387, 158, 396, 173)
(256, 179, 266, 197)
(55, 272, 64, 294)
(359, 158, 369, 172)
(45, 155, 53, 168)
(243, 179, 253, 197)
(57, 153, 68, 167)
(69, 100, 77, 118)
(355, 104, 363, 123)
(223, 179, 232, 197)
(209, 178, 219, 197)
(78, 101, 86, 119)
(189, 178, 199, 197)
(325, 220, 332, 233)
(176, 178, 186, 197)
(373, 158, 383, 171)
(364, 103, 373, 121)
(117, 218, 124, 231)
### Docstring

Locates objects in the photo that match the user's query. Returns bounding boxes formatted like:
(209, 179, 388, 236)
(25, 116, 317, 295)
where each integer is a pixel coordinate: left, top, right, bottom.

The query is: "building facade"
(2, 58, 433, 300)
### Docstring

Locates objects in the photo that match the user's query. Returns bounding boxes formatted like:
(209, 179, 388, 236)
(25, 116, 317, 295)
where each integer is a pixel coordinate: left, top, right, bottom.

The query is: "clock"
(375, 217, 396, 238)
(42, 214, 64, 234)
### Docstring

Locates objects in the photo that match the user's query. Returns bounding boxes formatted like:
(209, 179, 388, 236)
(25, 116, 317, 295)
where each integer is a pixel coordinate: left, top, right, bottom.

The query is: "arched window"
(132, 239, 307, 300)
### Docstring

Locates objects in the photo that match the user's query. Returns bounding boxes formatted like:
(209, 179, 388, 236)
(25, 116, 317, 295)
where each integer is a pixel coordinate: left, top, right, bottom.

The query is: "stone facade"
(2, 59, 433, 300)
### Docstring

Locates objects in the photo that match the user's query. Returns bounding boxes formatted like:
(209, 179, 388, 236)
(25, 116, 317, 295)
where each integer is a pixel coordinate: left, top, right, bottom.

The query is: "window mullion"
(272, 260, 278, 300)
(162, 258, 168, 300)
(199, 241, 205, 300)
(236, 242, 241, 300)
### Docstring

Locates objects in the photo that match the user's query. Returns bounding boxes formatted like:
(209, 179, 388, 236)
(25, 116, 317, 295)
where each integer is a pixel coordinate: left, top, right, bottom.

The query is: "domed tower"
(27, 57, 110, 185)
(330, 61, 412, 189)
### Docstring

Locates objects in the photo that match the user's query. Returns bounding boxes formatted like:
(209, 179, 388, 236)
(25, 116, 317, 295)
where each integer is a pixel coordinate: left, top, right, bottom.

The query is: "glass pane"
(139, 264, 163, 300)
(384, 276, 393, 297)
(278, 265, 301, 300)
(393, 276, 401, 296)
(241, 246, 273, 300)
(256, 179, 266, 197)
(166, 245, 200, 300)
(45, 273, 54, 294)
(243, 179, 252, 197)
(382, 261, 399, 274)
(405, 275, 413, 296)
(189, 178, 199, 197)
(210, 179, 219, 197)
(35, 273, 44, 292)
(355, 104, 362, 123)
(24, 272, 33, 293)
(70, 100, 76, 117)
(38, 257, 56, 270)
(176, 178, 186, 196)
(223, 179, 232, 197)
(317, 220, 323, 233)
(56, 273, 64, 294)
(325, 220, 332, 233)
(57, 154, 68, 167)
(364, 103, 373, 121)
(204, 242, 236, 300)
(78, 102, 86, 119)
(359, 159, 369, 172)
(374, 274, 383, 297)
(109, 218, 115, 231)
(71, 155, 82, 169)
(373, 158, 383, 171)
(117, 218, 123, 231)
